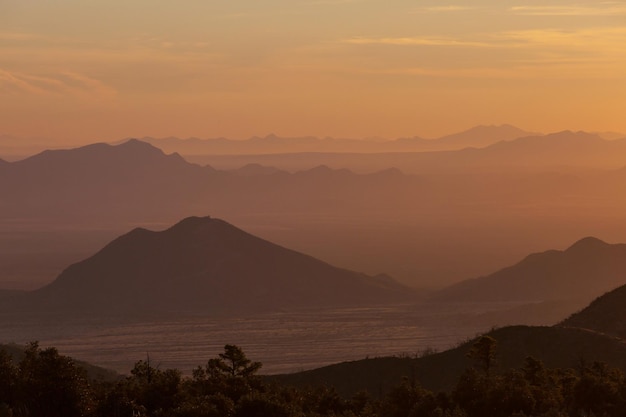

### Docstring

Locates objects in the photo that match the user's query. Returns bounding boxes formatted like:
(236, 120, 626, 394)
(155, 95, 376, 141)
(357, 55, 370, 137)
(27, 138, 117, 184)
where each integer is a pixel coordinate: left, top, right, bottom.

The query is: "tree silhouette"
(16, 342, 93, 417)
(466, 335, 497, 377)
(0, 349, 17, 412)
(191, 344, 263, 404)
(215, 344, 262, 378)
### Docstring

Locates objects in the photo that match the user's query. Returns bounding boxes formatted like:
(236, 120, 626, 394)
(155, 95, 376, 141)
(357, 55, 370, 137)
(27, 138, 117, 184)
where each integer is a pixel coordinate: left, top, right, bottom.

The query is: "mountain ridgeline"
(12, 216, 415, 314)
(433, 237, 626, 305)
(0, 138, 417, 222)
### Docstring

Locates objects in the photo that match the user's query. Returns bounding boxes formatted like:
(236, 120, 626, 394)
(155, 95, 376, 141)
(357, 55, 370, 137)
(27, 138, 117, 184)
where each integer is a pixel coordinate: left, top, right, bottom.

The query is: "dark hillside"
(273, 325, 626, 396)
(561, 284, 626, 339)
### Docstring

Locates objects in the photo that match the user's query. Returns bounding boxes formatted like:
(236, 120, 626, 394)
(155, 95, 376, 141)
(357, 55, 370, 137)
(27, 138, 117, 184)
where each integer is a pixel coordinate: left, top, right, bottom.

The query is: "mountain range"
(2, 216, 415, 315)
(0, 139, 419, 222)
(4, 133, 626, 224)
(3, 134, 626, 292)
(4, 126, 626, 398)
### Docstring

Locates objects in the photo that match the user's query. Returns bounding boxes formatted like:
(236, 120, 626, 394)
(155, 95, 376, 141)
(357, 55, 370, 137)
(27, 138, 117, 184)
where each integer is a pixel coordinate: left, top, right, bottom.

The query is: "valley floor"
(0, 303, 510, 375)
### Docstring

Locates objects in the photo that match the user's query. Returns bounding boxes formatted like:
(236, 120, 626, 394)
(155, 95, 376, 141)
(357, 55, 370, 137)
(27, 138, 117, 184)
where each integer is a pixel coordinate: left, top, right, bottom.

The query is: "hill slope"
(561, 284, 626, 339)
(14, 216, 414, 314)
(432, 237, 626, 306)
(274, 325, 626, 395)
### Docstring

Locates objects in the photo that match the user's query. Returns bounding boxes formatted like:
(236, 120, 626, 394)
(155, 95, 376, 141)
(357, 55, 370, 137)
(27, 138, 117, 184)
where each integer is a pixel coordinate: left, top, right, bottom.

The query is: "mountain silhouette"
(433, 237, 626, 307)
(13, 139, 196, 173)
(0, 139, 215, 220)
(17, 216, 414, 314)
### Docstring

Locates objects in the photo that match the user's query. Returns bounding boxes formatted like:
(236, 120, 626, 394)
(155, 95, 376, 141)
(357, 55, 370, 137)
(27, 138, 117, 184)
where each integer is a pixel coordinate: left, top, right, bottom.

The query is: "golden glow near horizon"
(1, 0, 625, 145)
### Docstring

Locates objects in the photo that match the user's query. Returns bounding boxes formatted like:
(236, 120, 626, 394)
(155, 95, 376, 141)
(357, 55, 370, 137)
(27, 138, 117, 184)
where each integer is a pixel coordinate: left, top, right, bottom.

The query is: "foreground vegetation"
(2, 338, 626, 417)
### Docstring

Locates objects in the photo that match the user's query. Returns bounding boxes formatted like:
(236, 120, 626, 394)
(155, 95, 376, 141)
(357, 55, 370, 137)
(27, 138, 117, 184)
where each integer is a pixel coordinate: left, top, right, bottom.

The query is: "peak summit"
(566, 236, 608, 253)
(118, 138, 164, 152)
(171, 215, 213, 228)
(165, 215, 217, 234)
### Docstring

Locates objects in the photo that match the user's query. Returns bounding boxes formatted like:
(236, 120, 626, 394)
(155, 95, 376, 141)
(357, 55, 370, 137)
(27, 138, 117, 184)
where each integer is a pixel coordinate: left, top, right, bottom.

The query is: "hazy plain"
(0, 303, 502, 375)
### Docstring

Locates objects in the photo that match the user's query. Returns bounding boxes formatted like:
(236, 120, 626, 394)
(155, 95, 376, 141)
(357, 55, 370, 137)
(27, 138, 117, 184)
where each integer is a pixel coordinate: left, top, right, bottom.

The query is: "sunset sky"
(1, 0, 625, 145)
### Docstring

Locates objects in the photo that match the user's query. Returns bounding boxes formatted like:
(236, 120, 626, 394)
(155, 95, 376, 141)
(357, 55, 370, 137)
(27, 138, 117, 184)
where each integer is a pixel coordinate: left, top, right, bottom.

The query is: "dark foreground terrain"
(3, 324, 626, 417)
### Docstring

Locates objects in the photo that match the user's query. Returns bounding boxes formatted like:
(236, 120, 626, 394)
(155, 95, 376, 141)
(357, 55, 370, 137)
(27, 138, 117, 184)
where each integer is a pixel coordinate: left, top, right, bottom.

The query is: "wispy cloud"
(334, 25, 626, 81)
(355, 66, 520, 79)
(0, 69, 47, 95)
(342, 36, 491, 48)
(511, 4, 626, 16)
(0, 32, 45, 42)
(0, 69, 117, 98)
(499, 26, 626, 51)
(342, 26, 626, 55)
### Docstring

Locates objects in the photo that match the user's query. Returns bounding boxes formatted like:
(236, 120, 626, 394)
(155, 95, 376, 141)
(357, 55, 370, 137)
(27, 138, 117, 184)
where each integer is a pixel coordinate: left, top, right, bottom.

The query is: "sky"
(1, 0, 626, 145)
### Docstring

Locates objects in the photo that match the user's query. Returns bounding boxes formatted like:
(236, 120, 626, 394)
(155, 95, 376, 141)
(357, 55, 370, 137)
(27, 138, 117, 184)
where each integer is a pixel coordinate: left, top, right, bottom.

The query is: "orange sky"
(1, 0, 626, 145)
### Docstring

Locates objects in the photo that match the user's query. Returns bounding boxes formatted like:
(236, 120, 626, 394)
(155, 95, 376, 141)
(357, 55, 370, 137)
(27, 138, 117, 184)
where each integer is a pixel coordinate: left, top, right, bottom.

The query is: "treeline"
(2, 337, 626, 417)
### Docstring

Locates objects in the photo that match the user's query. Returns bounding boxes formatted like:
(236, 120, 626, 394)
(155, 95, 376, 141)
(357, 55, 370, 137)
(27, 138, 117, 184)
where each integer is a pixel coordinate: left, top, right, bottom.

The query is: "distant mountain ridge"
(188, 130, 626, 173)
(431, 124, 536, 149)
(128, 125, 535, 155)
(0, 139, 418, 222)
(7, 216, 415, 314)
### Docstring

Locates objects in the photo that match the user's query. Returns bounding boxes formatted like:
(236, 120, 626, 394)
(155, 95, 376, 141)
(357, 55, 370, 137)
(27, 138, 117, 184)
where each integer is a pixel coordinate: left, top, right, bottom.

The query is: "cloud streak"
(0, 69, 117, 98)
(500, 26, 626, 52)
(511, 4, 626, 16)
(343, 36, 491, 48)
(342, 26, 626, 57)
